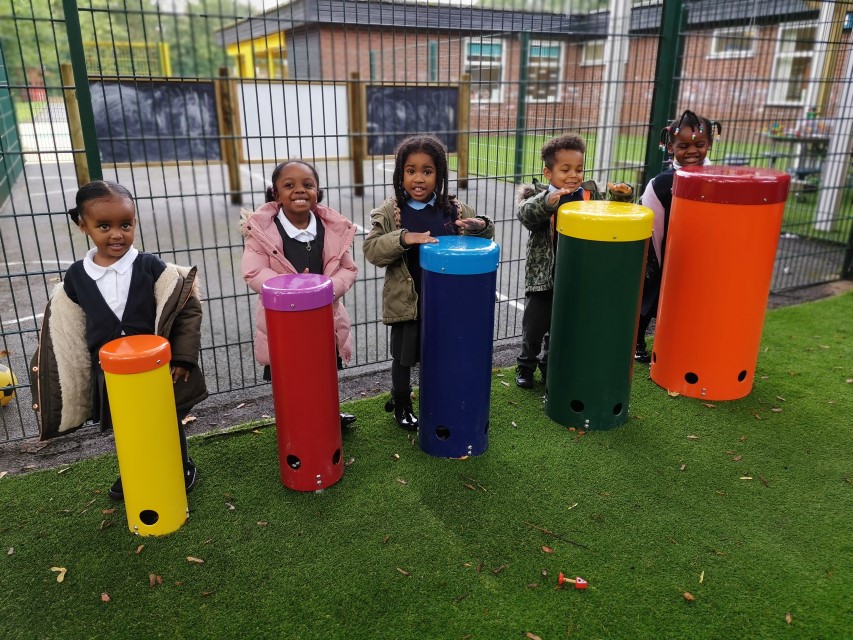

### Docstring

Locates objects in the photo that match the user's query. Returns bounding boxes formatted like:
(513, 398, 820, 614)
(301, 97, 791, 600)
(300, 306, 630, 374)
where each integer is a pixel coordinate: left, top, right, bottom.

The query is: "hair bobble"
(67, 206, 80, 225)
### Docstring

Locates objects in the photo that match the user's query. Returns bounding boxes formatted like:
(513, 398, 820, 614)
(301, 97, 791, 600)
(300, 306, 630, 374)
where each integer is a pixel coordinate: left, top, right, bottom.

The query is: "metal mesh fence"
(0, 0, 850, 443)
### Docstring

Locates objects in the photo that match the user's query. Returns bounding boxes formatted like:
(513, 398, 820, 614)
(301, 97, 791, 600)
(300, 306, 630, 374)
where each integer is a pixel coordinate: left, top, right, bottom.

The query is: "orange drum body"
(649, 166, 790, 400)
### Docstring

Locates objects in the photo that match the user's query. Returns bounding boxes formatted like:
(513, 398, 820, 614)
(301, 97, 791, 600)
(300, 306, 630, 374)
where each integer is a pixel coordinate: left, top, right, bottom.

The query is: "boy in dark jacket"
(515, 134, 590, 388)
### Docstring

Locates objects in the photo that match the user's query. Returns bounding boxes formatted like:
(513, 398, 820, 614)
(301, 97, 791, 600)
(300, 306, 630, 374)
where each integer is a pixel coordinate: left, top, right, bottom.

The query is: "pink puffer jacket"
(240, 202, 358, 365)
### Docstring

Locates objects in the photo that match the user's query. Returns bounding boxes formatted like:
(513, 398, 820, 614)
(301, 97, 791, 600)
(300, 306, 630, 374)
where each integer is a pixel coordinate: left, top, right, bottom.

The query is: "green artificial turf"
(1, 293, 851, 639)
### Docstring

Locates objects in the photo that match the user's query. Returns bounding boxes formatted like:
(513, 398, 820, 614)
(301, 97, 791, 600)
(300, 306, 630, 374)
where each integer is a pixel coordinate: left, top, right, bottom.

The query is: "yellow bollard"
(100, 335, 188, 536)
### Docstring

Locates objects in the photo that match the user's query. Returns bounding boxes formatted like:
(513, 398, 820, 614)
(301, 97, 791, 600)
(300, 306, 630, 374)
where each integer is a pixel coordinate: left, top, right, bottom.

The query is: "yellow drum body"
(100, 335, 188, 536)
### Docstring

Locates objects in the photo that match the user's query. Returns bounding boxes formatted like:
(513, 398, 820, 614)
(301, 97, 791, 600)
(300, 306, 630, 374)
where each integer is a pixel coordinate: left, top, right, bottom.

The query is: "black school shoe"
(108, 477, 124, 501)
(515, 366, 535, 389)
(634, 341, 651, 364)
(340, 413, 357, 428)
(384, 397, 418, 431)
(108, 461, 198, 501)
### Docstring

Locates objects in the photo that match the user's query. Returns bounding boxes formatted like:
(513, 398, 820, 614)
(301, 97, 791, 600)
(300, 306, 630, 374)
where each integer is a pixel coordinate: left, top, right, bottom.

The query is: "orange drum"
(649, 166, 790, 400)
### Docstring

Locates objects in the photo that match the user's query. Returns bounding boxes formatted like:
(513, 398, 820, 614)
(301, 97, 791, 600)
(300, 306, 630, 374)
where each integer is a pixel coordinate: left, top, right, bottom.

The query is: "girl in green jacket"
(363, 135, 494, 431)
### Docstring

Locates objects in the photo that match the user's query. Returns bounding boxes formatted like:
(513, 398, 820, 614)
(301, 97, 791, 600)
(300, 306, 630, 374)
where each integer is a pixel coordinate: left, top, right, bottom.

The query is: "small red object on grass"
(558, 572, 588, 589)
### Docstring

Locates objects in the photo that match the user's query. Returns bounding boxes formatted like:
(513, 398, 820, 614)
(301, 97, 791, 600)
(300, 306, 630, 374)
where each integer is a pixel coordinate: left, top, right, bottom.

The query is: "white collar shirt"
(82, 246, 139, 321)
(276, 209, 317, 243)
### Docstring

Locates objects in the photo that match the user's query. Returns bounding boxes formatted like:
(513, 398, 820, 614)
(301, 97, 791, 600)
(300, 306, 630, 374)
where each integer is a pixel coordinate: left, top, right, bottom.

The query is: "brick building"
(217, 0, 850, 141)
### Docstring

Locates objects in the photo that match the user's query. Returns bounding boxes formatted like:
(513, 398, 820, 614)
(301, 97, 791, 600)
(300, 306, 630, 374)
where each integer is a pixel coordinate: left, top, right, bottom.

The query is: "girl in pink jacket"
(241, 160, 358, 427)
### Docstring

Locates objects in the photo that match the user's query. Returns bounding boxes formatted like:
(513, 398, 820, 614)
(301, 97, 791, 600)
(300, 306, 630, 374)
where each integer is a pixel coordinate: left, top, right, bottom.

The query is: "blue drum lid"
(420, 236, 500, 275)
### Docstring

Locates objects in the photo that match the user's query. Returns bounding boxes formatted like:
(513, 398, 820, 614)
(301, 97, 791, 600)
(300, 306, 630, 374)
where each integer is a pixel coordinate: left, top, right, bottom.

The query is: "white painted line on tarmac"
(241, 167, 269, 187)
(4, 260, 73, 267)
(2, 313, 43, 327)
(496, 291, 525, 311)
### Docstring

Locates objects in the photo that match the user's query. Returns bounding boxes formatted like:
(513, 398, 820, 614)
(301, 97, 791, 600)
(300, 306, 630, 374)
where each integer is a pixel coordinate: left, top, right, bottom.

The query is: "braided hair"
(659, 110, 722, 157)
(68, 180, 134, 225)
(392, 135, 452, 215)
(265, 160, 324, 204)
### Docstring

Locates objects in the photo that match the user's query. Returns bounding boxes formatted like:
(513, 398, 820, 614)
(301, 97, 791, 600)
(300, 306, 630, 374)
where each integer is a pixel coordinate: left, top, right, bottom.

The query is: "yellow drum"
(100, 335, 188, 536)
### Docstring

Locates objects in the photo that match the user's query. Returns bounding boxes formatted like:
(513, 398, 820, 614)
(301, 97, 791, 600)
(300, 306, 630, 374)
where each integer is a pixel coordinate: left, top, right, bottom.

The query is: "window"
(581, 40, 604, 66)
(768, 24, 816, 105)
(465, 38, 504, 103)
(709, 26, 756, 58)
(527, 41, 563, 102)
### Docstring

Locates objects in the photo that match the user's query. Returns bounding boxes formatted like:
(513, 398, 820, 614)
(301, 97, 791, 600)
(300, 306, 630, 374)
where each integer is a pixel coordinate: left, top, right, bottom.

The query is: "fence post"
(61, 0, 102, 181)
(216, 67, 242, 205)
(642, 0, 684, 186)
(348, 72, 365, 197)
(60, 64, 89, 186)
(512, 32, 531, 184)
(457, 73, 470, 190)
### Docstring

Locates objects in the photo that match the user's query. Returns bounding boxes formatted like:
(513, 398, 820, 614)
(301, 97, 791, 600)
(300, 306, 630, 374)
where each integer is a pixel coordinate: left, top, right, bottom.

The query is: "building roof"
(216, 0, 818, 45)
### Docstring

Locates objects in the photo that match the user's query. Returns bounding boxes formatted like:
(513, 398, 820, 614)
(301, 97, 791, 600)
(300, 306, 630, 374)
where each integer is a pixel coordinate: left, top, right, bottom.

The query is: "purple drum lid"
(261, 273, 334, 311)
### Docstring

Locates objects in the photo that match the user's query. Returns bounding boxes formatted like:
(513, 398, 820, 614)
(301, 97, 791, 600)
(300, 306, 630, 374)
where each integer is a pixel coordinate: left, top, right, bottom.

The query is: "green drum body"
(545, 201, 653, 430)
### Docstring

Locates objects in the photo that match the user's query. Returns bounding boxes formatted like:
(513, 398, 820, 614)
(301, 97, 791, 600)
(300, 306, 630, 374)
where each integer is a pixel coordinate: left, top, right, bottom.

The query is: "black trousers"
(517, 290, 553, 371)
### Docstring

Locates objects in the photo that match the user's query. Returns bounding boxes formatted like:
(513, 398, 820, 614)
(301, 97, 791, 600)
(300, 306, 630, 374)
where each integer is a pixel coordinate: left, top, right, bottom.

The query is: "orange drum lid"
(99, 335, 172, 374)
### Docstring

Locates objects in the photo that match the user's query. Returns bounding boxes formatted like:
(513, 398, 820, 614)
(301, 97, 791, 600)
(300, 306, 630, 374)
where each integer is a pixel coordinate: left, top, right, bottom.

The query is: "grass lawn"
(1, 293, 851, 639)
(13, 100, 46, 124)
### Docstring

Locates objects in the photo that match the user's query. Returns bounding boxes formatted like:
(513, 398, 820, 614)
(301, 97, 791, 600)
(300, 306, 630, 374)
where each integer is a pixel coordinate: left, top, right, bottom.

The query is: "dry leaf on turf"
(683, 592, 695, 602)
(739, 435, 747, 442)
(392, 453, 400, 461)
(100, 593, 110, 602)
(149, 574, 163, 587)
(541, 546, 554, 554)
(396, 478, 407, 485)
(667, 390, 680, 397)
(187, 556, 205, 564)
(51, 567, 67, 582)
(102, 508, 115, 515)
(7, 548, 13, 555)
(699, 571, 704, 584)
(396, 567, 410, 576)
(257, 521, 268, 526)
(135, 545, 144, 555)
(181, 415, 197, 425)
(686, 435, 699, 440)
(776, 395, 786, 401)
(525, 633, 543, 640)
(771, 407, 783, 413)
(701, 402, 716, 408)
(236, 403, 246, 408)
(500, 381, 510, 387)
(732, 455, 742, 462)
(345, 457, 356, 467)
(785, 612, 793, 625)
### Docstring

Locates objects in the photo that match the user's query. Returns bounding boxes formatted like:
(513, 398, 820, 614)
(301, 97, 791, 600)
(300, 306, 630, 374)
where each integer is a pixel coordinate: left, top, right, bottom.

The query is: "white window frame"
(464, 37, 506, 104)
(581, 40, 604, 66)
(767, 22, 817, 106)
(708, 26, 756, 59)
(526, 40, 564, 103)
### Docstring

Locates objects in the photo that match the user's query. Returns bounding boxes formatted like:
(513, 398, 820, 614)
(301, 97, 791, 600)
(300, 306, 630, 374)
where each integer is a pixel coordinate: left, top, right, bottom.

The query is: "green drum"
(545, 201, 653, 430)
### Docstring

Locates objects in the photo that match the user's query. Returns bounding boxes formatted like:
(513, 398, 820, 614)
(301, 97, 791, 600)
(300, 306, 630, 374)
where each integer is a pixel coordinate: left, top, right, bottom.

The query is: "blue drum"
(418, 236, 500, 458)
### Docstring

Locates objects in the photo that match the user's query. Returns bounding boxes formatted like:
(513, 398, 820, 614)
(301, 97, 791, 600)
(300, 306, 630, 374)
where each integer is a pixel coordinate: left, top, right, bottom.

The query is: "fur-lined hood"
(31, 261, 207, 440)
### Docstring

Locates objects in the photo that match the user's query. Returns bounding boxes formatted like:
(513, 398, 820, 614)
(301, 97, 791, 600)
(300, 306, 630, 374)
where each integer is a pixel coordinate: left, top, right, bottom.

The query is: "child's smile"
(274, 163, 319, 223)
(78, 195, 137, 267)
(669, 126, 711, 166)
(544, 149, 584, 192)
(402, 152, 437, 202)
